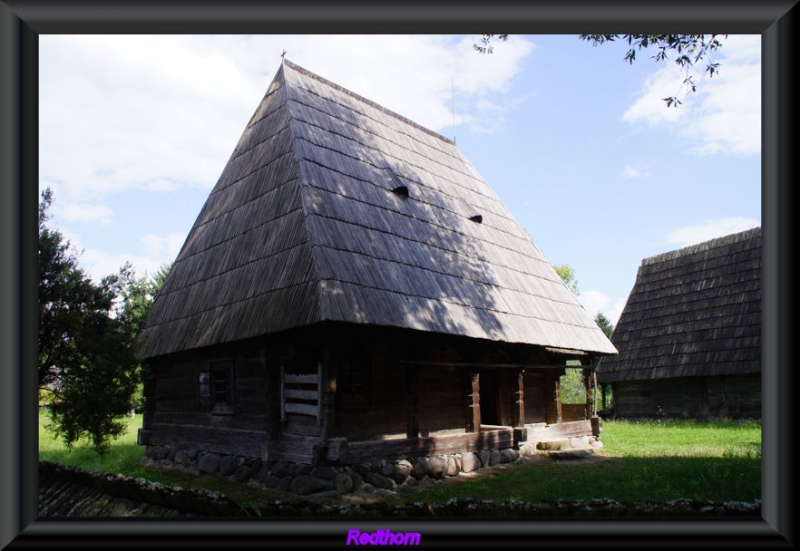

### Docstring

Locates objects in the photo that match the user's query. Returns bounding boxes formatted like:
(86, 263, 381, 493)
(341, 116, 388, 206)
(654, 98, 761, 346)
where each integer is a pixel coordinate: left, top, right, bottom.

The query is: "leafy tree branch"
(579, 33, 727, 107)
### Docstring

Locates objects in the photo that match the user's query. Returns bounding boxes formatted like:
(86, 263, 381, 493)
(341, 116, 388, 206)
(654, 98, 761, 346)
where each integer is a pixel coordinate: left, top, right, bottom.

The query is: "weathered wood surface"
(341, 429, 514, 463)
(277, 433, 324, 464)
(598, 227, 760, 384)
(145, 423, 266, 457)
(140, 58, 617, 359)
(611, 374, 760, 419)
(525, 420, 593, 442)
(561, 404, 588, 422)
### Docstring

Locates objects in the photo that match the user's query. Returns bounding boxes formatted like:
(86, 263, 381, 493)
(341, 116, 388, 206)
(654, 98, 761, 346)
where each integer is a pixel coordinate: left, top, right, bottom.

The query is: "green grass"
(38, 410, 289, 509)
(39, 413, 761, 508)
(390, 418, 761, 505)
(39, 410, 147, 476)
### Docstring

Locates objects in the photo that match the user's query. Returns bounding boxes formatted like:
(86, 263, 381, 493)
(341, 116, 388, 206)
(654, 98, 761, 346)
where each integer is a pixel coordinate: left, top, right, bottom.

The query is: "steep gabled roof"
(596, 227, 761, 383)
(140, 60, 616, 359)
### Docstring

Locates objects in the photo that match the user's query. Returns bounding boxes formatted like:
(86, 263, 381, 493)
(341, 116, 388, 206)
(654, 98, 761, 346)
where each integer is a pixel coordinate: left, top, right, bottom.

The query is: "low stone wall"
(142, 443, 530, 498)
(40, 460, 760, 518)
(39, 460, 242, 517)
(141, 436, 609, 499)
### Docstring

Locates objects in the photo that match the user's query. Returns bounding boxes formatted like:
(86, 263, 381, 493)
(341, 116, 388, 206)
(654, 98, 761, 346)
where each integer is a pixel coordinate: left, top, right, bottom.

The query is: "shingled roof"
(140, 60, 616, 359)
(596, 227, 761, 383)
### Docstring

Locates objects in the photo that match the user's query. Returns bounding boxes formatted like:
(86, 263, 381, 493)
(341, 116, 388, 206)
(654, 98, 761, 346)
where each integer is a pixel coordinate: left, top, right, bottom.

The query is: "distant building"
(596, 227, 761, 420)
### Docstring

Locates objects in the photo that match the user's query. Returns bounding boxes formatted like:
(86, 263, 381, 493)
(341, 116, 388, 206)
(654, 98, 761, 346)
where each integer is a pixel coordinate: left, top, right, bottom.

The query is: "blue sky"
(38, 34, 761, 325)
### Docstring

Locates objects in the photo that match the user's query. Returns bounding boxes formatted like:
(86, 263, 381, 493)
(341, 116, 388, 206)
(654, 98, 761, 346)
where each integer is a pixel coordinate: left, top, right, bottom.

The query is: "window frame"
(199, 359, 235, 415)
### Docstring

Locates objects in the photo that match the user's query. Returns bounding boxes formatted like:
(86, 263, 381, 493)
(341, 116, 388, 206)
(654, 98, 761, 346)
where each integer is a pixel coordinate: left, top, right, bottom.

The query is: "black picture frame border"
(2, 1, 796, 547)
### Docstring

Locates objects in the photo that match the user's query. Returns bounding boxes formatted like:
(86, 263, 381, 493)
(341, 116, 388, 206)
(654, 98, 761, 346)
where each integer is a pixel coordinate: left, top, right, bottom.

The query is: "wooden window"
(199, 359, 235, 415)
(336, 350, 370, 406)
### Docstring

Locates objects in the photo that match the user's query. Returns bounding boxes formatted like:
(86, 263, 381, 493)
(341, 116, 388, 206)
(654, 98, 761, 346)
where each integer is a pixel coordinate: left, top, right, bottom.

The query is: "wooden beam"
(467, 370, 481, 433)
(343, 429, 514, 463)
(551, 372, 563, 424)
(406, 365, 419, 439)
(515, 368, 525, 427)
(284, 373, 318, 385)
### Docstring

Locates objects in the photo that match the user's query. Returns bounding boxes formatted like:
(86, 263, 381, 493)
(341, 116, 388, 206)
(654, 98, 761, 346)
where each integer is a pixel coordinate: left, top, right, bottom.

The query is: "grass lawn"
(392, 418, 761, 505)
(39, 412, 761, 507)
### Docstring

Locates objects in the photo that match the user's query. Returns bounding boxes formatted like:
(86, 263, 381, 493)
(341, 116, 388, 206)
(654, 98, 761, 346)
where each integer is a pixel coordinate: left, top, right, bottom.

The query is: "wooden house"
(596, 227, 761, 420)
(137, 60, 617, 468)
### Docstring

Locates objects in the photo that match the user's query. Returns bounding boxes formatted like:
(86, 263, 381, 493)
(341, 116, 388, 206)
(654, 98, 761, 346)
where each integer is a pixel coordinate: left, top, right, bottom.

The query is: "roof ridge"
(282, 59, 455, 146)
(642, 226, 761, 266)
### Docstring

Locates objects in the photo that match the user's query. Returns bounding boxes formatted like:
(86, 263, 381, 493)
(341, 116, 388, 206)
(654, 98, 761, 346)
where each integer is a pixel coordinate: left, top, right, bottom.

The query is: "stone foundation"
(142, 436, 600, 498)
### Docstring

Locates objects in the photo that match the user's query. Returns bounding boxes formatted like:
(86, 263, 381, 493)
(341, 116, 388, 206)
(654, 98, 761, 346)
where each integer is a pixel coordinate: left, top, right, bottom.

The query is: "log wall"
(141, 346, 271, 458)
(612, 374, 761, 419)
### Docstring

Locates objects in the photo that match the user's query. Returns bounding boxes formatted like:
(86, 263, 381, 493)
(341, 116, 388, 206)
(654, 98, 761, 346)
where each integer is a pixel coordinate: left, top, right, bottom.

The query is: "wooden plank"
(341, 429, 514, 463)
(283, 415, 323, 437)
(285, 373, 318, 385)
(147, 423, 266, 457)
(515, 369, 525, 427)
(468, 371, 480, 433)
(526, 420, 593, 442)
(326, 438, 348, 461)
(284, 388, 319, 400)
(284, 402, 319, 417)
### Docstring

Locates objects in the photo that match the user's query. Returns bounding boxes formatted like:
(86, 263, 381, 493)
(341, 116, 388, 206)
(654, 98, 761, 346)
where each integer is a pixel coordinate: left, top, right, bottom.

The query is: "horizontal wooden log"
(284, 373, 318, 385)
(284, 415, 323, 437)
(277, 433, 323, 465)
(341, 429, 514, 463)
(284, 402, 320, 417)
(525, 420, 593, 442)
(147, 423, 266, 457)
(283, 388, 319, 400)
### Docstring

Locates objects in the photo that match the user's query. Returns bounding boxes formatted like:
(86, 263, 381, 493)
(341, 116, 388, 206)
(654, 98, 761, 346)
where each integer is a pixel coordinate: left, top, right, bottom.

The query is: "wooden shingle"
(140, 60, 616, 359)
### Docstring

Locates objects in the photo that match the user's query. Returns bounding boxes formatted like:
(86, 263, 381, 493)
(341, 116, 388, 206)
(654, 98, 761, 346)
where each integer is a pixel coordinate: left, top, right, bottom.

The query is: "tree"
(38, 188, 140, 454)
(579, 34, 726, 107)
(552, 263, 579, 295)
(473, 34, 509, 54)
(117, 262, 171, 413)
(594, 311, 614, 339)
(476, 33, 726, 107)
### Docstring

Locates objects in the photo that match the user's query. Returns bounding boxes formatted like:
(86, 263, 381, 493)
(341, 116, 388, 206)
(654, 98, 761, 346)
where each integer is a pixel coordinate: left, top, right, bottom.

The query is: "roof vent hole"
(392, 186, 409, 198)
(469, 214, 483, 224)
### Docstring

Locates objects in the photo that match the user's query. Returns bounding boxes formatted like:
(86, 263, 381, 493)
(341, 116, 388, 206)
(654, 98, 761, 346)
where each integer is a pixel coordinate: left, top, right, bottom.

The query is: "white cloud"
(579, 290, 610, 318)
(141, 233, 187, 260)
(622, 35, 760, 157)
(52, 202, 114, 225)
(579, 290, 628, 328)
(621, 164, 652, 179)
(39, 34, 535, 205)
(82, 248, 173, 284)
(664, 216, 760, 247)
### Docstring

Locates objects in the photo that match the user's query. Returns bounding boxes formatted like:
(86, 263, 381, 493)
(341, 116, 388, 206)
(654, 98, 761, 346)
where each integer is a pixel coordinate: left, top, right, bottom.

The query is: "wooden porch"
(325, 425, 523, 464)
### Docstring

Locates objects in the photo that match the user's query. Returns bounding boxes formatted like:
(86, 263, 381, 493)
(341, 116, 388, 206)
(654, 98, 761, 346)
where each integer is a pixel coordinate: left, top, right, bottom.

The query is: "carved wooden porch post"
(515, 368, 525, 427)
(467, 370, 481, 432)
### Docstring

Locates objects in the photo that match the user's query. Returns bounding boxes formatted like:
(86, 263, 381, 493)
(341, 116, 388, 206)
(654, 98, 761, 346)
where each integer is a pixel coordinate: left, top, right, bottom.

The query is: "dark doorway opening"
(479, 368, 499, 425)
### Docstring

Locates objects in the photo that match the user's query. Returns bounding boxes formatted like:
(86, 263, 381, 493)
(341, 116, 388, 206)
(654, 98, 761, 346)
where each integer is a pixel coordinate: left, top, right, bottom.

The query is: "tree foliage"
(118, 262, 171, 412)
(38, 188, 159, 455)
(474, 34, 509, 54)
(594, 311, 614, 339)
(476, 33, 726, 107)
(552, 263, 579, 295)
(579, 34, 726, 107)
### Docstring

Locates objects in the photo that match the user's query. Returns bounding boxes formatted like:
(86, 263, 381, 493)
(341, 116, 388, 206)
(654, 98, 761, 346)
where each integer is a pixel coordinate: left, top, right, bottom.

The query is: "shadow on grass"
(391, 454, 761, 505)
